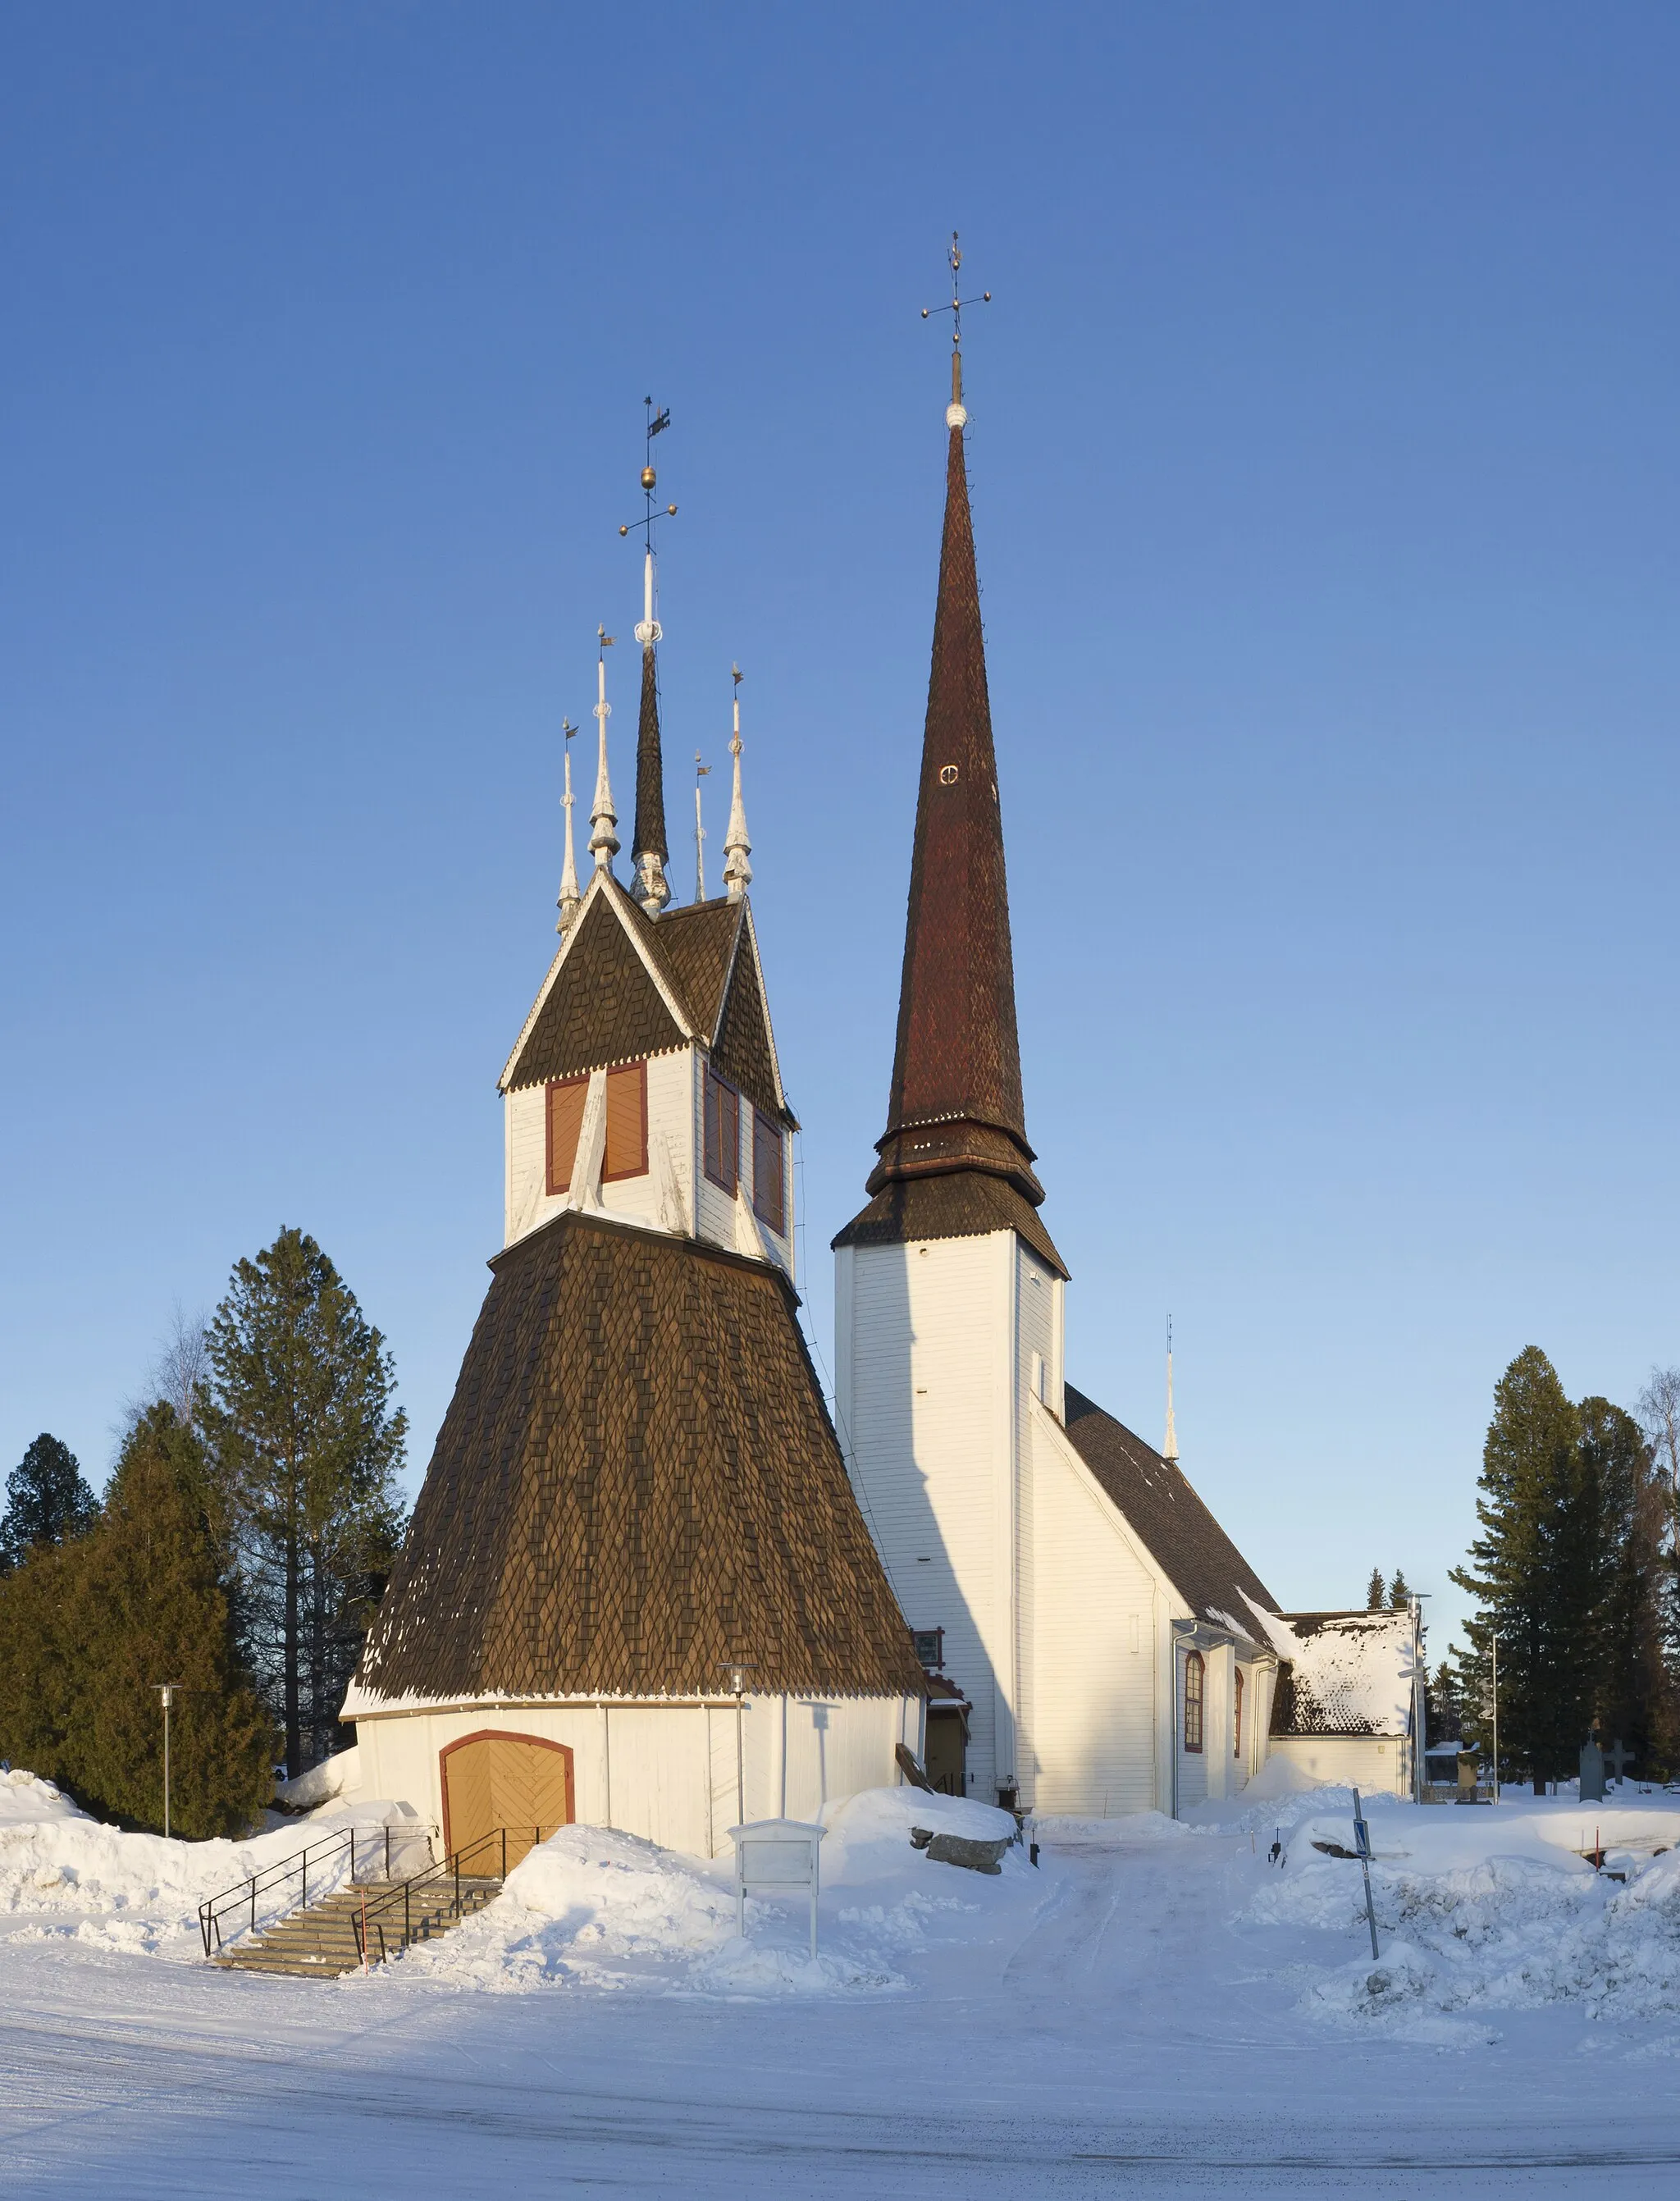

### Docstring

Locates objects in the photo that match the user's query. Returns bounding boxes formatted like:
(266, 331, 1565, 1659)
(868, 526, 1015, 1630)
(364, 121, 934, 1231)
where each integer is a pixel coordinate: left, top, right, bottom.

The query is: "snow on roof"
(1241, 1599, 1418, 1738)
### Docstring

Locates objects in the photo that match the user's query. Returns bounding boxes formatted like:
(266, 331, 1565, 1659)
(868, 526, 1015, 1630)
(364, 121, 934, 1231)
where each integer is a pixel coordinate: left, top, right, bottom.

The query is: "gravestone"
(1605, 1738, 1635, 1785)
(1580, 1735, 1606, 1803)
(1456, 1750, 1478, 1799)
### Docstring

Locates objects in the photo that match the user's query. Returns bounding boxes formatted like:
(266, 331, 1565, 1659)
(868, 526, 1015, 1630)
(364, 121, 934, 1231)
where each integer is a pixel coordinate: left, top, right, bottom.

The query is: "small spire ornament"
(693, 751, 712, 902)
(921, 231, 990, 428)
(1162, 1317, 1180, 1464)
(556, 715, 582, 932)
(588, 628, 619, 872)
(722, 664, 752, 901)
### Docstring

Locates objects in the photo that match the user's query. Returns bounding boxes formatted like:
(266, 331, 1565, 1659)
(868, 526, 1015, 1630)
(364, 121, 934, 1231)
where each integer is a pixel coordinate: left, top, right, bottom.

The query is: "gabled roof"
(500, 875, 792, 1121)
(1061, 1384, 1278, 1634)
(351, 1208, 924, 1706)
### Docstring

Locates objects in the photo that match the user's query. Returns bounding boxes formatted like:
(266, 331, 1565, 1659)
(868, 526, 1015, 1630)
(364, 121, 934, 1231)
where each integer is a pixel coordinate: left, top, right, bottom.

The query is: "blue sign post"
(1352, 1788, 1379, 1960)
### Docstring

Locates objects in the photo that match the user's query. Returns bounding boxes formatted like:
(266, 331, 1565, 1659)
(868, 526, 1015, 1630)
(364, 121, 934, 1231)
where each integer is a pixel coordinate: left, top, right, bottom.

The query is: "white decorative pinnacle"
(633, 549, 662, 647)
(1162, 1322, 1179, 1464)
(556, 720, 582, 932)
(722, 669, 752, 900)
(946, 402, 968, 431)
(588, 633, 619, 870)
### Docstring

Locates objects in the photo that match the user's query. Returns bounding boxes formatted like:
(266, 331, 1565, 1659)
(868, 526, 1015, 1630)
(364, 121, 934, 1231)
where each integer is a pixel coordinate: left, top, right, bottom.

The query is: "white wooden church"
(343, 343, 1417, 1860)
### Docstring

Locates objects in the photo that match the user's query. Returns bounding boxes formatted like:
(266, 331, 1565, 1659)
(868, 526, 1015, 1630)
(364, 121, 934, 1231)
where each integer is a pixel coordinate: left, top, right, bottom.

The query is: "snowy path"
(3, 1833, 1680, 2196)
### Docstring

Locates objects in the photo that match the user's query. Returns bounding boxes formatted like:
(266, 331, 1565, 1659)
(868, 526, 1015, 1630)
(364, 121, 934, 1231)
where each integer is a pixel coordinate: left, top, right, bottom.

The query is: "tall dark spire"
(835, 403, 1065, 1276)
(630, 637, 670, 915)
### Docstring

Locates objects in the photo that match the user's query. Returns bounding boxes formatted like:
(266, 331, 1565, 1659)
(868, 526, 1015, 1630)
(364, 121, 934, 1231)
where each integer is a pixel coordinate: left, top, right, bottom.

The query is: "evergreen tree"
(1365, 1567, 1386, 1610)
(0, 1409, 275, 1835)
(0, 1435, 97, 1573)
(1582, 1395, 1669, 1774)
(201, 1227, 407, 1775)
(1636, 1366, 1680, 1765)
(1450, 1347, 1603, 1791)
(1389, 1569, 1412, 1609)
(1427, 1660, 1463, 1744)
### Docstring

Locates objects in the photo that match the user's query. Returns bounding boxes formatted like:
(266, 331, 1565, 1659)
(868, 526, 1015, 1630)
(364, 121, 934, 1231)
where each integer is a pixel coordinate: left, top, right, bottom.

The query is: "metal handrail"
(351, 1824, 563, 1966)
(198, 1820, 402, 1959)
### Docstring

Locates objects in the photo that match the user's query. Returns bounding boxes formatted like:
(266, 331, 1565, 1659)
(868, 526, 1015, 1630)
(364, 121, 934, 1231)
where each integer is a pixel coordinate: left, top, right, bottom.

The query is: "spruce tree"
(0, 1537, 83, 1773)
(0, 1435, 97, 1573)
(201, 1227, 407, 1775)
(1451, 1347, 1603, 1790)
(1365, 1567, 1386, 1610)
(60, 1408, 275, 1834)
(1582, 1395, 1667, 1774)
(1389, 1569, 1412, 1609)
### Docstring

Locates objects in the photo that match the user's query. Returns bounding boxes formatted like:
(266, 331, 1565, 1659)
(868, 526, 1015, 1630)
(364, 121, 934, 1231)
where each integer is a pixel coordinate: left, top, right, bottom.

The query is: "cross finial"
(921, 230, 991, 425)
(619, 396, 678, 640)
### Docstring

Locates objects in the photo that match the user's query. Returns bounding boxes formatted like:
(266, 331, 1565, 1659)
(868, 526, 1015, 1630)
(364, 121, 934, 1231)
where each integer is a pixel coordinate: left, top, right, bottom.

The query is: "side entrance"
(440, 1730, 575, 1870)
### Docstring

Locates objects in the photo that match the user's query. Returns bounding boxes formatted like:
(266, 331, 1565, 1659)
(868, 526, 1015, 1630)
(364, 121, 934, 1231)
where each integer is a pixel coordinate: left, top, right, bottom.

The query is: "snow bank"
(276, 1746, 360, 1811)
(0, 1778, 418, 1959)
(1032, 1809, 1189, 1848)
(0, 1768, 85, 1827)
(1243, 1793, 1680, 2040)
(362, 1790, 1040, 2000)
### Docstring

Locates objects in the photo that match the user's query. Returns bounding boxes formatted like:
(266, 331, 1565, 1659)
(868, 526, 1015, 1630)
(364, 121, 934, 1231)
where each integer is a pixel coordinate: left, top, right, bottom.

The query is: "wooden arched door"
(440, 1731, 574, 1870)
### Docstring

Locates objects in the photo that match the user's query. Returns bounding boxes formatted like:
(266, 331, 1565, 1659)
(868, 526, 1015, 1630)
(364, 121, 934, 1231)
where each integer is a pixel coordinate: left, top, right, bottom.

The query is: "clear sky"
(3, 6, 1676, 1658)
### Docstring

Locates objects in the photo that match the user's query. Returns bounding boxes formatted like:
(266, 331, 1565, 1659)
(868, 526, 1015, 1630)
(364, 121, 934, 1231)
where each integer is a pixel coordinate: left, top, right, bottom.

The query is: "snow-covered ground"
(5, 1769, 1680, 2195)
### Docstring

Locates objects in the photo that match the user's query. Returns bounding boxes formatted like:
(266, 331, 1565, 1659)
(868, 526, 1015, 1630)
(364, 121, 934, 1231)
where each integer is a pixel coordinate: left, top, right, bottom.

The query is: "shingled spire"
(631, 550, 672, 917)
(835, 349, 1065, 1277)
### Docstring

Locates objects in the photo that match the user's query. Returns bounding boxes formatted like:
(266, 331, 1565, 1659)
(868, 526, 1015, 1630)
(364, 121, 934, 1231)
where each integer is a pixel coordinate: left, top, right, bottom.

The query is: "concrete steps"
(212, 1877, 503, 1978)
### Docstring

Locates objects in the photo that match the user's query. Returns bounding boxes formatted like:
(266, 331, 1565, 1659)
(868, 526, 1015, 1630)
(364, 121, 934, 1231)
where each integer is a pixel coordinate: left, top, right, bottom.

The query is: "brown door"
(924, 1710, 966, 1797)
(440, 1732, 574, 1870)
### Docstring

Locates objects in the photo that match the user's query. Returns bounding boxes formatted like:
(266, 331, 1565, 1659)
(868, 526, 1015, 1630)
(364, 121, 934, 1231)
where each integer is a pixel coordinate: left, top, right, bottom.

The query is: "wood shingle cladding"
(1061, 1385, 1279, 1634)
(835, 420, 1062, 1273)
(354, 1208, 924, 1706)
(506, 891, 684, 1091)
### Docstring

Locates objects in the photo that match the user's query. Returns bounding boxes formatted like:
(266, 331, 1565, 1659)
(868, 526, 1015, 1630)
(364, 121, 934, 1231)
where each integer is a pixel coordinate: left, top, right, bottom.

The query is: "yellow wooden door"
(441, 1734, 573, 1870)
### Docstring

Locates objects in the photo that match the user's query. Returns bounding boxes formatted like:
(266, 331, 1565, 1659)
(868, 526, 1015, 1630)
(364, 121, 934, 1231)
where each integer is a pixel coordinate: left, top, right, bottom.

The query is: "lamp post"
(153, 1683, 180, 1838)
(720, 1662, 756, 1832)
(1490, 1632, 1500, 1806)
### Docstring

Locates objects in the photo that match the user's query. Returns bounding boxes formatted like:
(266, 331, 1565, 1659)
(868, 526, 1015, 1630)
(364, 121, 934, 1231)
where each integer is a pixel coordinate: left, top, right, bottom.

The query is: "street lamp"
(153, 1683, 181, 1838)
(719, 1662, 756, 1831)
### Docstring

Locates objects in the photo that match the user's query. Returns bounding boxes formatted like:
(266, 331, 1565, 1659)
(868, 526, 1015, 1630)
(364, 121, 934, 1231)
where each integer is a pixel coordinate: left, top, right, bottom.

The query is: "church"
(343, 323, 1418, 1856)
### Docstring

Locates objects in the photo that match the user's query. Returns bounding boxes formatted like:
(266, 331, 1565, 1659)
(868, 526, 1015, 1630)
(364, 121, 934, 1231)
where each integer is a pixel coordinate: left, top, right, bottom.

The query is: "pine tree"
(1365, 1567, 1386, 1610)
(0, 1410, 275, 1834)
(200, 1228, 407, 1775)
(1389, 1569, 1412, 1609)
(0, 1435, 97, 1573)
(1582, 1395, 1669, 1775)
(1451, 1347, 1603, 1791)
(1427, 1660, 1463, 1744)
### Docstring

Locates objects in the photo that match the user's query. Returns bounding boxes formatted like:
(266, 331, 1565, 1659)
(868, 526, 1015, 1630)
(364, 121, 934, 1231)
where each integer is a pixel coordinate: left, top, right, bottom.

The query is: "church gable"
(354, 1209, 924, 1707)
(503, 886, 688, 1094)
(641, 897, 742, 1040)
(1061, 1385, 1278, 1634)
(709, 915, 790, 1126)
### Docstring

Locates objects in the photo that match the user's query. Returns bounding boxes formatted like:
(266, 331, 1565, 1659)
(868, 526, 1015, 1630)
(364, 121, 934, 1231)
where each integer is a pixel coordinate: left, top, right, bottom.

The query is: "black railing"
(351, 1825, 564, 1966)
(198, 1820, 414, 1959)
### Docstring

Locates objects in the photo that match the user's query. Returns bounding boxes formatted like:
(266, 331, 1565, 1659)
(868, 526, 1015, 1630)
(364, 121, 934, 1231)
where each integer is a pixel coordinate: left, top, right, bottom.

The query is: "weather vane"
(693, 749, 712, 901)
(921, 231, 990, 415)
(619, 395, 678, 554)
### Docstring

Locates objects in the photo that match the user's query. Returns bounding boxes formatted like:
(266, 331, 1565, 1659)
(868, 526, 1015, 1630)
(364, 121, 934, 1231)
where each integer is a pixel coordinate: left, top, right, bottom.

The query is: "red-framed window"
(602, 1061, 648, 1181)
(1233, 1667, 1244, 1759)
(704, 1066, 740, 1194)
(752, 1108, 787, 1235)
(546, 1075, 588, 1196)
(1183, 1650, 1204, 1754)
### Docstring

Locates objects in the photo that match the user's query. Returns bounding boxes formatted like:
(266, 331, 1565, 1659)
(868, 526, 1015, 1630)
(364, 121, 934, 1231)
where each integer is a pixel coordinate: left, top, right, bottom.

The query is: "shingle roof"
(1262, 1610, 1415, 1739)
(352, 1208, 924, 1706)
(837, 422, 1059, 1268)
(833, 1171, 1068, 1280)
(1060, 1385, 1278, 1632)
(632, 642, 669, 868)
(503, 888, 685, 1092)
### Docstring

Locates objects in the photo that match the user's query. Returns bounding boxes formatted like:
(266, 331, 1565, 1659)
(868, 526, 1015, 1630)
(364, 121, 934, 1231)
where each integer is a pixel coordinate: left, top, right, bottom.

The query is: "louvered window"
(602, 1062, 648, 1181)
(1183, 1650, 1204, 1754)
(704, 1067, 739, 1194)
(752, 1109, 786, 1235)
(546, 1076, 588, 1195)
(1233, 1667, 1244, 1759)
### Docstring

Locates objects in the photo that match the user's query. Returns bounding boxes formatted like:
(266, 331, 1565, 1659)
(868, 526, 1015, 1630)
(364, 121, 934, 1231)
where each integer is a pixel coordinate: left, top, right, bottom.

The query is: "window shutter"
(603, 1062, 648, 1180)
(703, 1067, 738, 1194)
(751, 1110, 786, 1235)
(546, 1077, 588, 1195)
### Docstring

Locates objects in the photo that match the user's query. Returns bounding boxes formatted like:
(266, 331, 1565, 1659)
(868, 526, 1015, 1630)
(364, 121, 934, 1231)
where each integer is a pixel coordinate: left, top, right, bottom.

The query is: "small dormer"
(498, 870, 797, 1276)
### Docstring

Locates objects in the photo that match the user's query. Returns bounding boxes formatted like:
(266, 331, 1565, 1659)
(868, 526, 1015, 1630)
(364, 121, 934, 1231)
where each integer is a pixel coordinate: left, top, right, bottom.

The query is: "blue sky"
(3, 6, 1676, 1655)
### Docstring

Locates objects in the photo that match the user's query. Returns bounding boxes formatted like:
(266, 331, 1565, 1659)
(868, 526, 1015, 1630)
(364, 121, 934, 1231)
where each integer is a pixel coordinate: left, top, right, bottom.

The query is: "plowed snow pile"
(0, 1765, 418, 1957)
(362, 1788, 1034, 1999)
(1239, 1788, 1680, 2043)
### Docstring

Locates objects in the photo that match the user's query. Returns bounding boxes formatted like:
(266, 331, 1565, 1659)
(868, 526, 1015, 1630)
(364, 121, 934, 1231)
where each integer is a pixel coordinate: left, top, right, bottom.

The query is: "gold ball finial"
(641, 466, 657, 492)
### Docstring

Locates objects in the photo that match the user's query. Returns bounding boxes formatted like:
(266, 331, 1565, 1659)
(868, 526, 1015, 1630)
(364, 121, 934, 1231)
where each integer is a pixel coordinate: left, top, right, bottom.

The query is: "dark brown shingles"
(503, 888, 687, 1094)
(632, 642, 669, 869)
(832, 1172, 1067, 1280)
(646, 898, 741, 1037)
(354, 1210, 925, 1705)
(1061, 1385, 1277, 1632)
(710, 922, 790, 1126)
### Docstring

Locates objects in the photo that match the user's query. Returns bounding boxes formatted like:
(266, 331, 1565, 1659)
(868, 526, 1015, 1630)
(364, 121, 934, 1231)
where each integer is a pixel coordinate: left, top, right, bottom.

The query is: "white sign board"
(728, 1818, 826, 1959)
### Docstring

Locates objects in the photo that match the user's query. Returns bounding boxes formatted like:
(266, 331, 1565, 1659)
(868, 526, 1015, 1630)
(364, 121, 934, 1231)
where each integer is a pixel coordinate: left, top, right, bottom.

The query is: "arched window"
(1234, 1667, 1244, 1759)
(1183, 1650, 1204, 1754)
